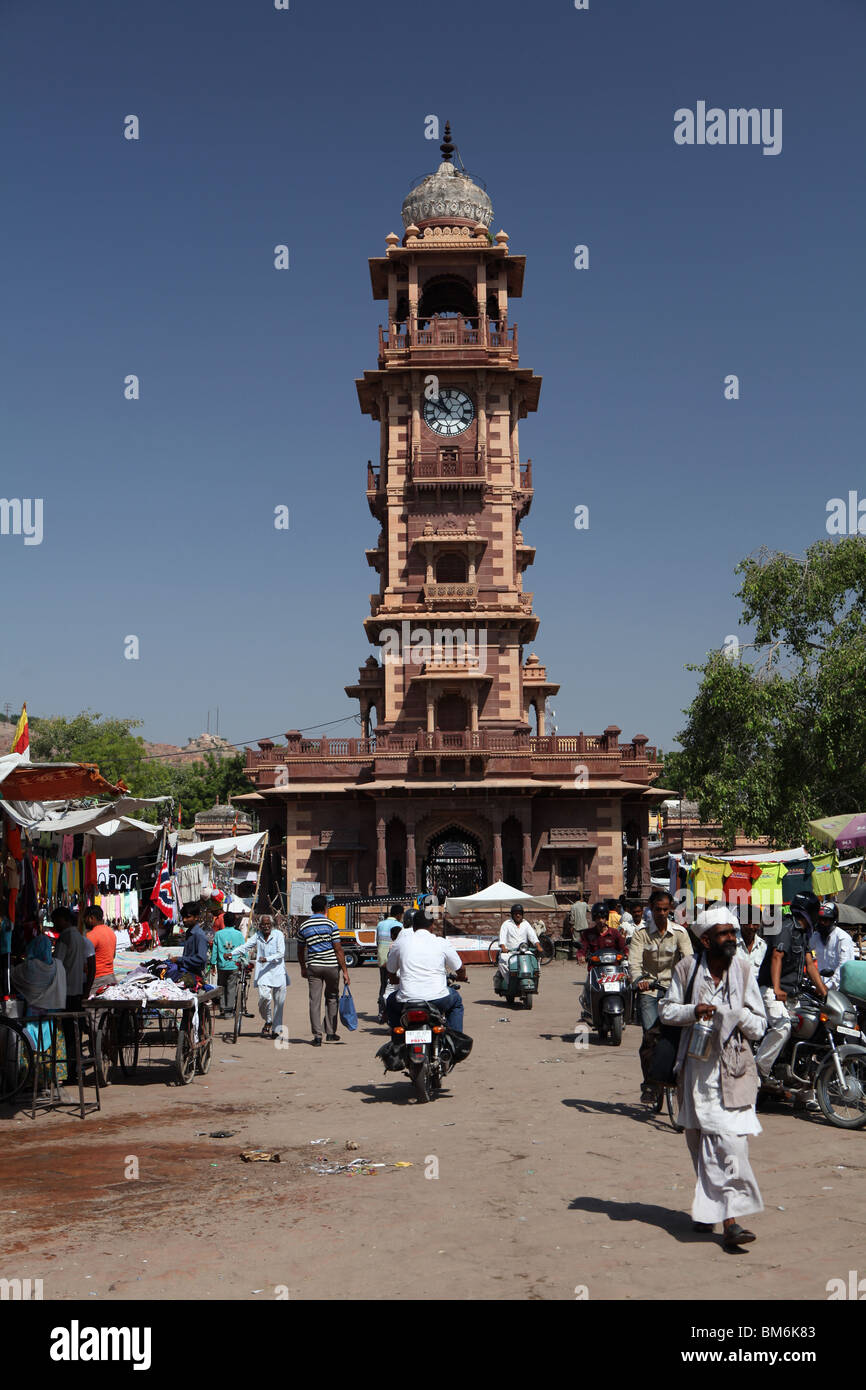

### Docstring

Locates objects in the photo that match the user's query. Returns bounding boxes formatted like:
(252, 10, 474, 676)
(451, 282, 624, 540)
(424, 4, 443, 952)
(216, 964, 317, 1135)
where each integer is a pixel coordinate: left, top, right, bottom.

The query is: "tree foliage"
(664, 538, 866, 847)
(30, 710, 254, 825)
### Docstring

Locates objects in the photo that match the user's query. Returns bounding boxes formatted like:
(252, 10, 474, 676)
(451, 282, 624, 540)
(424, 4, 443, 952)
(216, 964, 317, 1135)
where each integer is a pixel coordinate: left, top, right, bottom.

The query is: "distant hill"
(0, 719, 237, 766)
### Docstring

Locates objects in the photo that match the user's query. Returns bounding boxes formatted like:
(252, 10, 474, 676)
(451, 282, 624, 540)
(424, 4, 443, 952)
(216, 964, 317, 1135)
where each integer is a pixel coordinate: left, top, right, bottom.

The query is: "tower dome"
(401, 123, 493, 231)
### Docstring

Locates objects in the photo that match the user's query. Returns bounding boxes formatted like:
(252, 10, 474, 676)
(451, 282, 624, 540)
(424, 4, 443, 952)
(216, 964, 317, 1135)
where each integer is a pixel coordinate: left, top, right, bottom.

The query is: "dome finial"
(440, 121, 455, 163)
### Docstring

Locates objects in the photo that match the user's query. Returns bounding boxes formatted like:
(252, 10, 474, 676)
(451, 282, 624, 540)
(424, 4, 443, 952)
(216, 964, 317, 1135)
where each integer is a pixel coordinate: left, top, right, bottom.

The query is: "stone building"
(238, 128, 666, 912)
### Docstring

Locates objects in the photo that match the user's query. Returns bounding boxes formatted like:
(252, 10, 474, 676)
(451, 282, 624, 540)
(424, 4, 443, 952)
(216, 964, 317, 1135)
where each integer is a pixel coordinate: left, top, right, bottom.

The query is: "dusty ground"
(2, 961, 863, 1301)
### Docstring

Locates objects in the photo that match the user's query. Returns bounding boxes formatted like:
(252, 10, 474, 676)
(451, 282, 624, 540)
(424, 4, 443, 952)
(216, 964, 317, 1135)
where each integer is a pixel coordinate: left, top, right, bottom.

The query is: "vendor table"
(87, 988, 222, 1085)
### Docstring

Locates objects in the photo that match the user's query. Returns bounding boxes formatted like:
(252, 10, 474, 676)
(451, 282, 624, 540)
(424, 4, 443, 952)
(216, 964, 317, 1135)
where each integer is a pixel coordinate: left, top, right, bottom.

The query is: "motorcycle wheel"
(410, 1059, 431, 1104)
(815, 1053, 866, 1129)
(607, 1014, 623, 1046)
(523, 992, 534, 1010)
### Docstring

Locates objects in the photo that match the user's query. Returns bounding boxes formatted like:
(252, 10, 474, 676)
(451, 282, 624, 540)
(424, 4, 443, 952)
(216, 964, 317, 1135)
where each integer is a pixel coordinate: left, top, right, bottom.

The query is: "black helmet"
(590, 901, 609, 921)
(818, 901, 839, 928)
(789, 891, 820, 926)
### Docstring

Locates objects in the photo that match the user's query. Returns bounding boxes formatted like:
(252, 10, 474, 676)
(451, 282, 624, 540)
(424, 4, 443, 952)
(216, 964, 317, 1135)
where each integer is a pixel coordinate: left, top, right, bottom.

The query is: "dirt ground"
(2, 961, 863, 1302)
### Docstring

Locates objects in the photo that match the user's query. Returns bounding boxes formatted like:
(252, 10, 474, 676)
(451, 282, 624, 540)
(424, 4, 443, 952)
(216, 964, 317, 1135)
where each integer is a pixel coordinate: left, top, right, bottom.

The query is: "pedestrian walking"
(211, 911, 246, 1019)
(232, 915, 289, 1038)
(659, 905, 768, 1250)
(297, 894, 350, 1046)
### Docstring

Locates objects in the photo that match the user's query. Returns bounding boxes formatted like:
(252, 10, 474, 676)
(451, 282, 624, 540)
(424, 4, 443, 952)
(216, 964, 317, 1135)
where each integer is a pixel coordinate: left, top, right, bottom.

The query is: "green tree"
(29, 711, 253, 823)
(664, 538, 866, 847)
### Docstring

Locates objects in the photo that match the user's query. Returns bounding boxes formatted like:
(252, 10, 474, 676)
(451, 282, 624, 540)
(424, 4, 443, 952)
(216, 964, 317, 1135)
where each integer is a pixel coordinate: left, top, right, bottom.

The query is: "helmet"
(590, 901, 609, 921)
(789, 891, 820, 927)
(818, 901, 839, 928)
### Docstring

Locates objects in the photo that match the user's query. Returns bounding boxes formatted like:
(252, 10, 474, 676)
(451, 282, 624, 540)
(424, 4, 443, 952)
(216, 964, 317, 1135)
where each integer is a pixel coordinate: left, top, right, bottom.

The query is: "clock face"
(423, 388, 474, 437)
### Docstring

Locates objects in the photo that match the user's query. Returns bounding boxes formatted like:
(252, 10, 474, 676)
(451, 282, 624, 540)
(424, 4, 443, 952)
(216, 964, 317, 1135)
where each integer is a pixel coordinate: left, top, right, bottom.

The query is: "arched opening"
(502, 816, 523, 888)
(436, 692, 469, 732)
(423, 825, 487, 897)
(435, 551, 468, 583)
(486, 292, 501, 324)
(418, 276, 478, 323)
(386, 819, 406, 896)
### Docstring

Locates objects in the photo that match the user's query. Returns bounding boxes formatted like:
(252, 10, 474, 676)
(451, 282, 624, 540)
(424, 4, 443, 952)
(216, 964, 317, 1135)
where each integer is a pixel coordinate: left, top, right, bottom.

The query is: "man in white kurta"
(660, 906, 768, 1249)
(497, 905, 540, 983)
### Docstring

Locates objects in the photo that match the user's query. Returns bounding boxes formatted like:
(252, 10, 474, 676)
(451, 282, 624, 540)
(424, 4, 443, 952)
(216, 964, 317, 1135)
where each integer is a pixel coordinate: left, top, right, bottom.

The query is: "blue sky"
(2, 0, 864, 754)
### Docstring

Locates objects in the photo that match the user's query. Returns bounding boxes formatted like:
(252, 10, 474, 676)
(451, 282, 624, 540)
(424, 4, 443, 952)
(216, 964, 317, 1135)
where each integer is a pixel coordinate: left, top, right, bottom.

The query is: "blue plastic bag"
(339, 984, 358, 1031)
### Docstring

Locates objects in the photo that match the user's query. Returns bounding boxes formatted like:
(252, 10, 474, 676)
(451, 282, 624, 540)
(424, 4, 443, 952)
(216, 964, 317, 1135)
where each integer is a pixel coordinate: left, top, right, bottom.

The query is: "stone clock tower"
(349, 123, 557, 741)
(242, 129, 663, 910)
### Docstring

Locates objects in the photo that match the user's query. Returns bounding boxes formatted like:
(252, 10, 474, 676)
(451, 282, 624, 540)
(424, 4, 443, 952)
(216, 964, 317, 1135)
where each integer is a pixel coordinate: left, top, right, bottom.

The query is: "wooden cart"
(87, 988, 222, 1085)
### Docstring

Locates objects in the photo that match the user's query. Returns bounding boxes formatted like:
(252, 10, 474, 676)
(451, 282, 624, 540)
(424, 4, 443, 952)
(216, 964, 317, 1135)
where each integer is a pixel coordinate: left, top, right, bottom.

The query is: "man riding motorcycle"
(578, 902, 628, 1024)
(809, 901, 856, 991)
(628, 889, 694, 1102)
(755, 891, 828, 1091)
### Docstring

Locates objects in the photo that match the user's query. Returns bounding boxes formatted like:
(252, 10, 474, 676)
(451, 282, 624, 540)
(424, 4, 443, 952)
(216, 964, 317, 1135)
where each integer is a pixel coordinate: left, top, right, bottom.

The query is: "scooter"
(757, 984, 866, 1129)
(493, 942, 540, 1009)
(583, 949, 633, 1045)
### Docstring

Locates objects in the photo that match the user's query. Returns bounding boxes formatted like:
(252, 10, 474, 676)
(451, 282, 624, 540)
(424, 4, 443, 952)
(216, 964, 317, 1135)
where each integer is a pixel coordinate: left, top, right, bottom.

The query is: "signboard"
(289, 880, 321, 917)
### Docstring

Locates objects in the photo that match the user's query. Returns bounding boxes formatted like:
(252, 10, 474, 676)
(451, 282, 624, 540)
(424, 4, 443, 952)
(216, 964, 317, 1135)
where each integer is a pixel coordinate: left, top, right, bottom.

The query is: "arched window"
(423, 825, 487, 897)
(418, 276, 478, 321)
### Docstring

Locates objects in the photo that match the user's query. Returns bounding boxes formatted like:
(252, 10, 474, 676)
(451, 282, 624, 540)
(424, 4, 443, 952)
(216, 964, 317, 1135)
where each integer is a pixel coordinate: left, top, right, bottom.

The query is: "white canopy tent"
(175, 830, 266, 864)
(445, 880, 557, 917)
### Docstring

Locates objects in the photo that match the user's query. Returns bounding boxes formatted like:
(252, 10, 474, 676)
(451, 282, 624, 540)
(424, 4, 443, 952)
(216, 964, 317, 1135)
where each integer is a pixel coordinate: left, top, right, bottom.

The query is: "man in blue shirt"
(176, 903, 210, 989)
(211, 911, 246, 1018)
(376, 902, 404, 1022)
(297, 895, 351, 1046)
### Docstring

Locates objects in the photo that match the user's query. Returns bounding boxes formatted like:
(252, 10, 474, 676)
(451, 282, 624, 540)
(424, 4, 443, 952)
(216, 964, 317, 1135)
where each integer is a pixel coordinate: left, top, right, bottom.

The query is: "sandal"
(723, 1223, 756, 1250)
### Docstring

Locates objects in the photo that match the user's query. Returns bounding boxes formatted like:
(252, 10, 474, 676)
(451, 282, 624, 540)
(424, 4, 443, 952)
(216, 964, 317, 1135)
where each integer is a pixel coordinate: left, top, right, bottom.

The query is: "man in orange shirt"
(83, 904, 117, 988)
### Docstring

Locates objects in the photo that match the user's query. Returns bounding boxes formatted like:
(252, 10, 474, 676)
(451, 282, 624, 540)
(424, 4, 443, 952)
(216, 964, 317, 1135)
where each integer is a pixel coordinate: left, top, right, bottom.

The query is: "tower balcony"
(423, 581, 479, 608)
(410, 451, 486, 488)
(378, 316, 518, 366)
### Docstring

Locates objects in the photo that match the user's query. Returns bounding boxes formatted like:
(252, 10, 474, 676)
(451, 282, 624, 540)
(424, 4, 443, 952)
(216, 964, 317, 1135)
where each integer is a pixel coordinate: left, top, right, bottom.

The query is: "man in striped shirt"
(297, 895, 351, 1046)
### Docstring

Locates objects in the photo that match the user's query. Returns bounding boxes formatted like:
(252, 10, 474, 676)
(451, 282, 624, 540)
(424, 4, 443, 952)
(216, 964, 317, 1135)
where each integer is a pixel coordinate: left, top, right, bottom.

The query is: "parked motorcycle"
(376, 996, 473, 1103)
(584, 949, 633, 1045)
(758, 985, 866, 1129)
(493, 942, 540, 1009)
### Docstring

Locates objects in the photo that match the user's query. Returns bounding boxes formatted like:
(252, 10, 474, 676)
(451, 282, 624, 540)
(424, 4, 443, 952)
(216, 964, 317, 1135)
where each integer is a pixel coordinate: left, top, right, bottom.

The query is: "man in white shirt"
(735, 918, 768, 975)
(385, 909, 467, 1031)
(497, 904, 540, 984)
(232, 915, 289, 1038)
(810, 902, 856, 990)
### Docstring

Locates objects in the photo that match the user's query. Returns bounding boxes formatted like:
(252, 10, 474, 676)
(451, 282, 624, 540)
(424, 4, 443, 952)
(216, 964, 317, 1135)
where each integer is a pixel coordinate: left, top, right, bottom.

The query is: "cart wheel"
(94, 1015, 113, 1087)
(197, 1008, 214, 1075)
(342, 949, 358, 968)
(117, 1011, 140, 1078)
(175, 1026, 195, 1085)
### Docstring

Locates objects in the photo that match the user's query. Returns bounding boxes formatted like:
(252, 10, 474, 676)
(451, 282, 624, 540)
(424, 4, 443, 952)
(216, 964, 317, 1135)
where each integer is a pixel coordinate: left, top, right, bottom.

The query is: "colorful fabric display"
(812, 852, 843, 895)
(781, 858, 815, 902)
(693, 855, 732, 901)
(750, 862, 788, 906)
(723, 861, 762, 907)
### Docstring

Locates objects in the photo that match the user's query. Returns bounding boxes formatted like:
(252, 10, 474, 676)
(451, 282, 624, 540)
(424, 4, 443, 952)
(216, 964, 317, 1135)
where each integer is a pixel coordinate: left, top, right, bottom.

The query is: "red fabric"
(723, 862, 762, 903)
(5, 823, 23, 861)
(84, 853, 97, 888)
(583, 926, 628, 956)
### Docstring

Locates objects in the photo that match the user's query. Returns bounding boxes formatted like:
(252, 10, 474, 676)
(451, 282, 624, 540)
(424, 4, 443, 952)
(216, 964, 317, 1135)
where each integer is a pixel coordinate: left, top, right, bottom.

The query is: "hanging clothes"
(750, 862, 788, 907)
(812, 852, 843, 895)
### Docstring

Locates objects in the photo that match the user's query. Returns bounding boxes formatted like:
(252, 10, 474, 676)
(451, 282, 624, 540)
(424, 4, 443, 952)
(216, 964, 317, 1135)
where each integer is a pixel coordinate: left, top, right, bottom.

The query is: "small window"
(559, 856, 580, 885)
(330, 860, 350, 888)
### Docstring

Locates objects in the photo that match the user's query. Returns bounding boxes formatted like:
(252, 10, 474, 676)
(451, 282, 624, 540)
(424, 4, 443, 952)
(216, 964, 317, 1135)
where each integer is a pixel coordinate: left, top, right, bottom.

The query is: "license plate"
(602, 981, 620, 992)
(837, 1025, 861, 1037)
(404, 1029, 432, 1044)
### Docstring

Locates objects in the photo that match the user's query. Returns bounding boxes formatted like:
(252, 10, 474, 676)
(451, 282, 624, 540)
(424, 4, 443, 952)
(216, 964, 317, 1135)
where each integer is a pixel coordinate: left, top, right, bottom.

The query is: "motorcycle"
(376, 994, 473, 1103)
(584, 949, 633, 1045)
(758, 984, 866, 1129)
(493, 942, 540, 1009)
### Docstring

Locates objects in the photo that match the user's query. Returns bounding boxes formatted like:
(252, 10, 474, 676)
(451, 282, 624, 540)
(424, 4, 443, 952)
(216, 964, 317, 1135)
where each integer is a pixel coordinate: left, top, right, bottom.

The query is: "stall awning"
(0, 753, 125, 801)
(176, 831, 266, 864)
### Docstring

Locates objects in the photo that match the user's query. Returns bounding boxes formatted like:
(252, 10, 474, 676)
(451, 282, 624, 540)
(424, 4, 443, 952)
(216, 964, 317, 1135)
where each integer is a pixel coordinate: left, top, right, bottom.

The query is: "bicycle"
(652, 1081, 684, 1131)
(233, 964, 254, 1044)
(0, 1015, 36, 1102)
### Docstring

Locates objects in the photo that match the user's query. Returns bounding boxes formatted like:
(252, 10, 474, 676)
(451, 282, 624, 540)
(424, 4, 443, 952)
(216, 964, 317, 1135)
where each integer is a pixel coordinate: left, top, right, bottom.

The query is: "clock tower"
(350, 123, 556, 741)
(243, 129, 663, 910)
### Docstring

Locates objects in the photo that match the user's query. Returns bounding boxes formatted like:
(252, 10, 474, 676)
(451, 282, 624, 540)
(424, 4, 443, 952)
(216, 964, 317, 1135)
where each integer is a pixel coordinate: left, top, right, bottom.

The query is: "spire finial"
(440, 121, 455, 163)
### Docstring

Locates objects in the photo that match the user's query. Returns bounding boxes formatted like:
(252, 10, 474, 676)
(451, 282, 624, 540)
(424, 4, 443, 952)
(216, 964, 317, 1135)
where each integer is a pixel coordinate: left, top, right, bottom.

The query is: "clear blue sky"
(2, 0, 864, 754)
